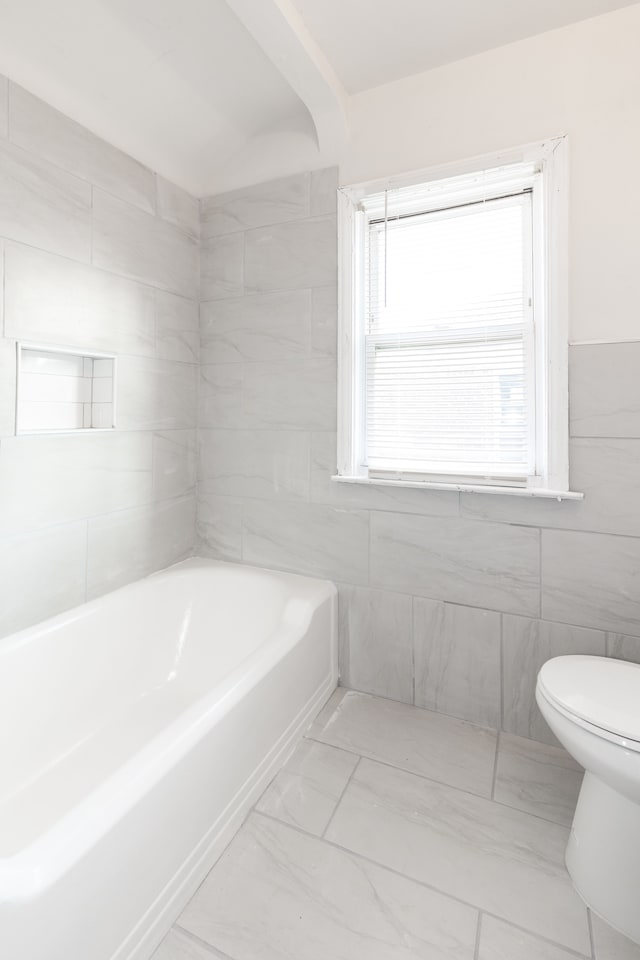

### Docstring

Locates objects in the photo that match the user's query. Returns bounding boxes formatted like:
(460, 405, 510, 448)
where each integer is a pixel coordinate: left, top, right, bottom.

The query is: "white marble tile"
(570, 342, 640, 438)
(0, 76, 7, 138)
(462, 438, 640, 536)
(180, 813, 479, 960)
(242, 358, 336, 430)
(0, 521, 87, 637)
(242, 499, 369, 584)
(156, 176, 199, 242)
(326, 759, 590, 955)
(201, 173, 310, 238)
(196, 488, 243, 561)
(4, 242, 156, 357)
(370, 512, 540, 616)
(607, 632, 640, 664)
(117, 358, 197, 431)
(591, 914, 640, 959)
(9, 84, 155, 213)
(153, 430, 196, 501)
(0, 433, 153, 535)
(494, 733, 582, 827)
(198, 429, 310, 501)
(92, 189, 198, 298)
(200, 290, 311, 364)
(502, 615, 606, 745)
(0, 338, 16, 438)
(309, 690, 497, 798)
(86, 495, 195, 598)
(310, 432, 460, 516)
(542, 529, 640, 635)
(255, 740, 358, 835)
(413, 600, 501, 727)
(153, 927, 225, 959)
(156, 291, 199, 363)
(0, 137, 91, 261)
(478, 916, 583, 960)
(310, 167, 338, 216)
(198, 365, 244, 429)
(310, 285, 337, 357)
(338, 585, 414, 703)
(200, 234, 244, 301)
(244, 216, 336, 293)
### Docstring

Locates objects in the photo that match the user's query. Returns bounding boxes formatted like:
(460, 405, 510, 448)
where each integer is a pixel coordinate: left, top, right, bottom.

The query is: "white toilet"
(536, 655, 640, 945)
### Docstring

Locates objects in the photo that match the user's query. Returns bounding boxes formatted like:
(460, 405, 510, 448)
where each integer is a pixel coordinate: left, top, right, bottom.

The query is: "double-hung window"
(337, 139, 579, 498)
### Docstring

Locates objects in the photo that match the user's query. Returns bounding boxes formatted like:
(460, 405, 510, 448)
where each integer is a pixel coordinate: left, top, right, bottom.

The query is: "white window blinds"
(362, 178, 534, 481)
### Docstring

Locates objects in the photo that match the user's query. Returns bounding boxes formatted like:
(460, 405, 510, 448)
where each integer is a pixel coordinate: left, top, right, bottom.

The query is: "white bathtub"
(0, 558, 337, 960)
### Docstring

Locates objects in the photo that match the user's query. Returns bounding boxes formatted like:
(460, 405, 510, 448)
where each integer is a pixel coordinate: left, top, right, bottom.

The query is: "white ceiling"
(0, 0, 636, 195)
(291, 0, 640, 93)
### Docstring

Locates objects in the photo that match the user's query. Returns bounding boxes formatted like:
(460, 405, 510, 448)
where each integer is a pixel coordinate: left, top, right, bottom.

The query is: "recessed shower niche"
(16, 344, 116, 434)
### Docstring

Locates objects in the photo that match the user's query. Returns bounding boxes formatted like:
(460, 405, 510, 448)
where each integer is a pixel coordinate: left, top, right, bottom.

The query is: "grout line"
(321, 754, 362, 839)
(587, 909, 596, 960)
(499, 612, 505, 732)
(491, 730, 500, 801)
(474, 912, 484, 960)
(252, 809, 591, 960)
(304, 731, 575, 828)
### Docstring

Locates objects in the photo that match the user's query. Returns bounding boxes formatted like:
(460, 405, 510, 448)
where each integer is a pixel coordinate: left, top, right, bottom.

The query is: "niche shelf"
(16, 344, 116, 434)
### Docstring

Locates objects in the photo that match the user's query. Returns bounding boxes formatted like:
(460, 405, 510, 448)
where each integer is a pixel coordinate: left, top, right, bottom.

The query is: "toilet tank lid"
(538, 655, 640, 742)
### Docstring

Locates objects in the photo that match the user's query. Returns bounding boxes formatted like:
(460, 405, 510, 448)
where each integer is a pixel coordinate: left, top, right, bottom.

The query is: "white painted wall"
(342, 3, 640, 344)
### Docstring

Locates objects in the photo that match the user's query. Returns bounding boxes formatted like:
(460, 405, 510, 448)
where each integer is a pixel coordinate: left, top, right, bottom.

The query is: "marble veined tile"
(0, 137, 91, 261)
(338, 585, 414, 703)
(0, 338, 16, 439)
(494, 733, 582, 827)
(255, 740, 358, 835)
(607, 632, 640, 664)
(244, 216, 336, 293)
(326, 759, 590, 954)
(309, 690, 497, 798)
(201, 173, 310, 238)
(242, 358, 336, 430)
(542, 529, 640, 635)
(153, 927, 227, 959)
(570, 342, 640, 438)
(242, 499, 369, 585)
(200, 233, 244, 301)
(591, 914, 640, 959)
(311, 285, 337, 357)
(156, 176, 199, 242)
(92, 189, 198, 298)
(311, 167, 338, 216)
(153, 430, 196, 501)
(196, 488, 242, 562)
(117, 357, 197, 431)
(200, 290, 311, 364)
(10, 84, 155, 213)
(4, 242, 156, 358)
(502, 615, 605, 745)
(198, 429, 310, 501)
(370, 512, 540, 616)
(478, 916, 584, 960)
(0, 76, 7, 138)
(180, 813, 479, 960)
(156, 291, 199, 364)
(198, 365, 244, 429)
(413, 600, 501, 727)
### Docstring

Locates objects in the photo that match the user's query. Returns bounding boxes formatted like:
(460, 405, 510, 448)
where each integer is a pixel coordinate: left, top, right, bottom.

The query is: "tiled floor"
(153, 689, 640, 960)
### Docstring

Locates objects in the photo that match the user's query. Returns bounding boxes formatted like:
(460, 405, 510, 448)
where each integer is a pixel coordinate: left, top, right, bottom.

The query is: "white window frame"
(336, 137, 582, 500)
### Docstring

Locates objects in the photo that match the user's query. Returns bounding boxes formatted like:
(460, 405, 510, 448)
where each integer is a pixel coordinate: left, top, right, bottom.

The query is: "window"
(337, 138, 579, 498)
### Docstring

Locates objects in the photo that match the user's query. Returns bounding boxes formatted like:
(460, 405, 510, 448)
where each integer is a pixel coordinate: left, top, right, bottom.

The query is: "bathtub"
(0, 558, 337, 960)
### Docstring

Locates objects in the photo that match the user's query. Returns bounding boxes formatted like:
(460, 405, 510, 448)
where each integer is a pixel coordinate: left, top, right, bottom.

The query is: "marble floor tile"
(494, 734, 582, 827)
(180, 813, 479, 960)
(325, 758, 590, 954)
(591, 914, 640, 960)
(255, 740, 358, 836)
(153, 927, 228, 959)
(309, 690, 497, 798)
(478, 915, 587, 960)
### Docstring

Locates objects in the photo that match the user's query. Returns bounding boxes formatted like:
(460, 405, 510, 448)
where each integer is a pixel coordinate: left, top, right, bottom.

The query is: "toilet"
(536, 655, 640, 945)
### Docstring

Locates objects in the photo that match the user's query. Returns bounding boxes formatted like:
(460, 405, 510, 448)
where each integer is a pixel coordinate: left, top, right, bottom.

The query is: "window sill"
(331, 475, 584, 501)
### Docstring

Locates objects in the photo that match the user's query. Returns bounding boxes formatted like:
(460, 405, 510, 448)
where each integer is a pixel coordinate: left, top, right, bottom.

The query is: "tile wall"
(197, 168, 640, 745)
(0, 77, 199, 637)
